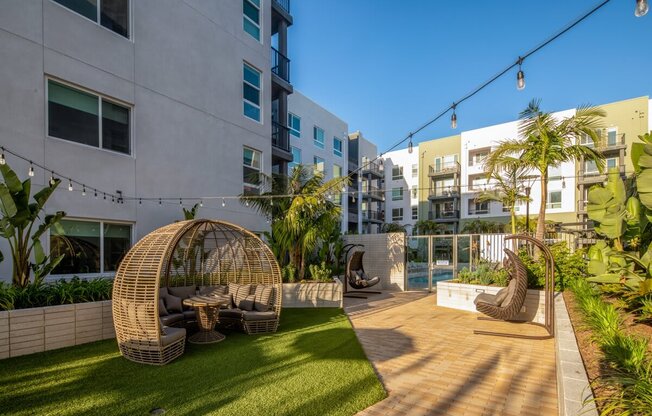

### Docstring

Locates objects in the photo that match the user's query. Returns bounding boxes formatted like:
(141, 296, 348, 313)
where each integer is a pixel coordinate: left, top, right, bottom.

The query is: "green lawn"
(0, 309, 385, 416)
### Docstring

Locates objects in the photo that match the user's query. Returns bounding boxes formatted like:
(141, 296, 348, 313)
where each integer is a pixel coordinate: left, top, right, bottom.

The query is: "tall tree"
(484, 99, 606, 240)
(475, 165, 531, 234)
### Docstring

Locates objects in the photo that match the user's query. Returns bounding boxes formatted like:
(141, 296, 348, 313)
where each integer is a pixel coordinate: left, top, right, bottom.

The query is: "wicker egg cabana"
(112, 219, 282, 365)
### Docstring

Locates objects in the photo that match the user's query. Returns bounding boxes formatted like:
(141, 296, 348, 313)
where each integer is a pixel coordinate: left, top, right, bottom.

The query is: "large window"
(243, 63, 261, 122)
(53, 0, 130, 38)
(392, 166, 403, 180)
(50, 219, 131, 275)
(48, 80, 130, 155)
(412, 206, 418, 220)
(288, 146, 301, 174)
(243, 0, 260, 41)
(547, 191, 562, 209)
(333, 137, 343, 157)
(243, 147, 261, 195)
(392, 208, 403, 222)
(288, 113, 301, 137)
(314, 156, 325, 174)
(314, 126, 325, 149)
(392, 187, 403, 201)
(468, 200, 489, 215)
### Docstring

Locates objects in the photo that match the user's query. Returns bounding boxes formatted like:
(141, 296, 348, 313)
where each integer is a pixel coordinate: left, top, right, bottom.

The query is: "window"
(607, 157, 618, 170)
(411, 185, 417, 199)
(333, 137, 343, 157)
(607, 129, 618, 146)
(468, 200, 489, 215)
(242, 0, 260, 41)
(243, 63, 261, 122)
(288, 113, 301, 137)
(392, 187, 403, 201)
(314, 156, 325, 174)
(392, 208, 403, 221)
(50, 219, 131, 275)
(288, 146, 301, 174)
(547, 191, 562, 209)
(412, 206, 418, 220)
(469, 149, 489, 166)
(548, 165, 562, 180)
(53, 0, 130, 38)
(412, 164, 418, 178)
(48, 80, 130, 155)
(392, 166, 403, 180)
(243, 147, 262, 195)
(314, 126, 325, 148)
(469, 175, 488, 191)
(584, 160, 599, 174)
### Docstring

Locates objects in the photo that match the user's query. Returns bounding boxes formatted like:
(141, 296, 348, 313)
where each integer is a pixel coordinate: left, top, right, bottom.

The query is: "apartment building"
(383, 147, 420, 231)
(287, 91, 349, 233)
(348, 131, 384, 234)
(0, 0, 293, 279)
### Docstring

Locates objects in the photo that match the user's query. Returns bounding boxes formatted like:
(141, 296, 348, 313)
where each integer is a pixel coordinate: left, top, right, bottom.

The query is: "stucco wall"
(344, 232, 405, 291)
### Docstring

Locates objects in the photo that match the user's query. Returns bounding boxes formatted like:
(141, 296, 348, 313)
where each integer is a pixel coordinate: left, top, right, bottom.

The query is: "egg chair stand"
(342, 244, 382, 299)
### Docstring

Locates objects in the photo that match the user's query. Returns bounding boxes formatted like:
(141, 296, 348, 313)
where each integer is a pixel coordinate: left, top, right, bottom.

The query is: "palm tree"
(475, 165, 530, 234)
(241, 165, 348, 280)
(412, 220, 446, 236)
(484, 99, 606, 241)
(381, 222, 408, 233)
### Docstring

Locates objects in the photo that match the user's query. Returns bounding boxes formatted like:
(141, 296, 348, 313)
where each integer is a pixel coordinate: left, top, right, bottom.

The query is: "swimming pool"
(407, 270, 454, 290)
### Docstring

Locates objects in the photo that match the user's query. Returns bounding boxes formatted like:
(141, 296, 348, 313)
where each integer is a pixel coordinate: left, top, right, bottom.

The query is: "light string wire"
(0, 0, 614, 206)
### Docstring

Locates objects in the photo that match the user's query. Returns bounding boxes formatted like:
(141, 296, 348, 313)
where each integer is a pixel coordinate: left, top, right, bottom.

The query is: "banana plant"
(632, 131, 652, 212)
(587, 168, 632, 250)
(0, 163, 65, 288)
(587, 240, 645, 290)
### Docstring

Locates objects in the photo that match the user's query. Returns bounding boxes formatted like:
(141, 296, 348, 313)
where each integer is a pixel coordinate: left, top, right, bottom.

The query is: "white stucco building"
(383, 147, 420, 231)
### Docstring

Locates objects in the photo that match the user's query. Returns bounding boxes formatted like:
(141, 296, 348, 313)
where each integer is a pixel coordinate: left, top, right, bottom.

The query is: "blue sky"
(288, 0, 651, 151)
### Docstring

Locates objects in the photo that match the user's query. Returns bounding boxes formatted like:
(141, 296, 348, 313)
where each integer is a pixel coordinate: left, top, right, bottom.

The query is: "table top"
(183, 295, 231, 308)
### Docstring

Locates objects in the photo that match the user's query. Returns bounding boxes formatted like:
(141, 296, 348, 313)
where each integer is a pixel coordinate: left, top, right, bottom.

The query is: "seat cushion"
(168, 286, 197, 299)
(182, 310, 196, 320)
(228, 283, 252, 308)
(161, 326, 186, 347)
(159, 287, 168, 299)
(239, 294, 256, 311)
(219, 308, 243, 319)
(242, 311, 277, 321)
(165, 294, 183, 313)
(253, 285, 273, 312)
(160, 313, 184, 327)
(474, 292, 498, 306)
(199, 285, 227, 297)
(494, 286, 510, 306)
(159, 299, 168, 316)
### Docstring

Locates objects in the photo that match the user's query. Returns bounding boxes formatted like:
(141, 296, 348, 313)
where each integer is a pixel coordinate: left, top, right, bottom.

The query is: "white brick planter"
(282, 282, 342, 308)
(436, 280, 546, 324)
(0, 300, 114, 359)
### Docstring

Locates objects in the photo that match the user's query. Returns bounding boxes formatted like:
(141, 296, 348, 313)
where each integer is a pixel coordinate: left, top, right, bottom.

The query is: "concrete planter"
(0, 300, 114, 359)
(436, 280, 546, 324)
(282, 282, 343, 308)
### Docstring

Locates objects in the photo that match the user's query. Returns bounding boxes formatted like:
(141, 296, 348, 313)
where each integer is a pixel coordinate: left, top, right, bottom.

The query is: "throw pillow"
(199, 285, 228, 297)
(159, 287, 168, 299)
(254, 285, 274, 312)
(159, 298, 169, 316)
(165, 294, 183, 313)
(168, 285, 196, 299)
(228, 283, 252, 308)
(239, 294, 256, 311)
(494, 287, 509, 306)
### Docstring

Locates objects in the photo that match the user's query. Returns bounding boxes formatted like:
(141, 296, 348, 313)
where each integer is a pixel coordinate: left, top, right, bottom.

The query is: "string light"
(94, 189, 98, 198)
(159, 198, 162, 205)
(516, 57, 525, 90)
(28, 162, 34, 177)
(451, 105, 457, 129)
(222, 198, 226, 207)
(103, 193, 107, 200)
(82, 184, 86, 196)
(408, 133, 414, 154)
(67, 179, 73, 191)
(245, 200, 250, 207)
(49, 172, 56, 187)
(0, 148, 5, 165)
(139, 198, 142, 205)
(179, 198, 183, 205)
(200, 200, 203, 207)
(635, 0, 649, 16)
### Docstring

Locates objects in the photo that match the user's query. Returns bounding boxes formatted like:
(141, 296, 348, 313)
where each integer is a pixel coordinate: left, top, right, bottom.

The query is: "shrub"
(0, 277, 113, 311)
(282, 264, 297, 283)
(308, 262, 332, 282)
(518, 243, 585, 290)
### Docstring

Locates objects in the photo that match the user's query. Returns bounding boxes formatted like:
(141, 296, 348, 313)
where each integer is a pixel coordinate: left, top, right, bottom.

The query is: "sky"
(287, 0, 651, 152)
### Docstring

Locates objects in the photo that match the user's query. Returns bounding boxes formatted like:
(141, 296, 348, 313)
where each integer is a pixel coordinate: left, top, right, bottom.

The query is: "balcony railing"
(578, 164, 626, 181)
(468, 207, 489, 215)
(271, 47, 290, 83)
(361, 161, 383, 176)
(577, 199, 588, 212)
(272, 121, 290, 152)
(273, 0, 290, 14)
(361, 184, 384, 200)
(428, 186, 460, 198)
(580, 133, 626, 149)
(362, 211, 383, 222)
(428, 210, 460, 220)
(429, 161, 460, 176)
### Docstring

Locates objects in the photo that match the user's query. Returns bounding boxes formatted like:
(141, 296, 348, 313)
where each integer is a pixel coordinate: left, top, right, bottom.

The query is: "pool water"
(407, 270, 454, 290)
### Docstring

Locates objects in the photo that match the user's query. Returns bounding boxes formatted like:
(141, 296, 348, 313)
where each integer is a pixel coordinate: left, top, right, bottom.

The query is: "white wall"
(383, 147, 419, 231)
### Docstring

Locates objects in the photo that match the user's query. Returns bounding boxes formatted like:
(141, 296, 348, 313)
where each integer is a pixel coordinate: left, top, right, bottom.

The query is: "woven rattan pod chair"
(113, 220, 282, 365)
(346, 251, 380, 290)
(473, 249, 528, 321)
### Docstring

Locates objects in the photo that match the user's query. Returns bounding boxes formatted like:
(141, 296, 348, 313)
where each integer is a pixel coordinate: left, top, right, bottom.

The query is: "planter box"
(436, 280, 546, 324)
(0, 300, 115, 359)
(282, 282, 342, 308)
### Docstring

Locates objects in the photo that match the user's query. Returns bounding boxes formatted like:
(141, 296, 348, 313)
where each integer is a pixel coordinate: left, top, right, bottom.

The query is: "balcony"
(271, 47, 290, 84)
(271, 122, 292, 162)
(273, 0, 290, 14)
(361, 161, 383, 178)
(348, 212, 359, 223)
(577, 164, 626, 184)
(361, 184, 384, 201)
(362, 210, 384, 223)
(428, 210, 460, 222)
(428, 186, 460, 200)
(580, 133, 626, 151)
(271, 0, 293, 31)
(577, 199, 588, 214)
(468, 207, 490, 215)
(428, 161, 460, 177)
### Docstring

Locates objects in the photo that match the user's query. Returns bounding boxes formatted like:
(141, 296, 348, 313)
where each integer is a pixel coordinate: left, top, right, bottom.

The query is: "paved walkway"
(346, 292, 557, 416)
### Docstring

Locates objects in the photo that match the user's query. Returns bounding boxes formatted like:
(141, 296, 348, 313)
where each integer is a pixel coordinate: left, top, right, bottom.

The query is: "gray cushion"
(159, 287, 168, 299)
(168, 286, 197, 299)
(158, 299, 168, 316)
(183, 310, 196, 320)
(500, 278, 518, 307)
(228, 283, 251, 308)
(494, 287, 510, 306)
(161, 326, 186, 347)
(242, 311, 277, 321)
(218, 308, 243, 319)
(165, 294, 183, 313)
(239, 294, 256, 311)
(474, 293, 498, 307)
(253, 285, 273, 312)
(160, 313, 184, 326)
(199, 285, 227, 297)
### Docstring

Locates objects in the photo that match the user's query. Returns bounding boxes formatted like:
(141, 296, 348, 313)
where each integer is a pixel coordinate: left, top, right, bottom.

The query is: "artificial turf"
(0, 308, 386, 416)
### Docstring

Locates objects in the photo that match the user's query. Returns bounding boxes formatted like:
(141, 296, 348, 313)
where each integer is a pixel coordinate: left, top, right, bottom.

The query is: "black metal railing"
(428, 186, 460, 198)
(273, 0, 290, 14)
(429, 161, 460, 175)
(428, 210, 460, 220)
(271, 47, 290, 83)
(361, 161, 383, 176)
(272, 121, 290, 152)
(362, 211, 383, 222)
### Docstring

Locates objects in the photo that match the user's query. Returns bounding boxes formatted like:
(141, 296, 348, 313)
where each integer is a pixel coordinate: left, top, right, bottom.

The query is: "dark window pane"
(103, 223, 130, 272)
(48, 81, 99, 147)
(243, 83, 260, 105)
(102, 100, 130, 154)
(243, 0, 259, 24)
(100, 0, 129, 37)
(243, 166, 260, 185)
(51, 220, 101, 274)
(53, 0, 98, 21)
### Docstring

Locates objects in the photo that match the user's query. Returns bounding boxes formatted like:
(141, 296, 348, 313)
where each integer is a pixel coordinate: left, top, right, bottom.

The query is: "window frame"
(50, 0, 132, 40)
(243, 62, 262, 123)
(242, 0, 261, 42)
(392, 208, 403, 222)
(288, 112, 301, 138)
(48, 217, 134, 278)
(313, 156, 325, 174)
(392, 166, 403, 180)
(546, 191, 562, 209)
(46, 78, 133, 157)
(313, 126, 325, 149)
(333, 137, 343, 157)
(288, 146, 301, 174)
(243, 146, 263, 195)
(392, 187, 403, 201)
(411, 164, 418, 178)
(412, 206, 418, 220)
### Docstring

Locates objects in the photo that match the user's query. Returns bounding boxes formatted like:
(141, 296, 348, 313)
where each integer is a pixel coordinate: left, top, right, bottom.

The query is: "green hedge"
(0, 277, 113, 311)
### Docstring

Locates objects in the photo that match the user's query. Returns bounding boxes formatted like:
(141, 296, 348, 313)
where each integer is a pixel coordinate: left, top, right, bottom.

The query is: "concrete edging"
(554, 293, 598, 416)
(282, 282, 342, 308)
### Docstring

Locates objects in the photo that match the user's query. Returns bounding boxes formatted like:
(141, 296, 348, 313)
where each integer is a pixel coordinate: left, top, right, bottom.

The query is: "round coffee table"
(183, 295, 230, 344)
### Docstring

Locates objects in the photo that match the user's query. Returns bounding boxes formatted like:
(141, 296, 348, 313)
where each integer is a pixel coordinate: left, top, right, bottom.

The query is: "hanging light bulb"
(245, 200, 250, 207)
(0, 148, 5, 165)
(82, 185, 86, 196)
(179, 198, 182, 205)
(68, 179, 73, 191)
(222, 198, 226, 207)
(111, 195, 115, 203)
(49, 172, 56, 187)
(104, 193, 107, 200)
(450, 105, 457, 129)
(159, 198, 162, 205)
(635, 0, 649, 16)
(199, 200, 203, 207)
(28, 162, 35, 177)
(270, 199, 274, 206)
(516, 57, 525, 90)
(139, 198, 142, 205)
(94, 189, 98, 198)
(408, 133, 414, 154)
